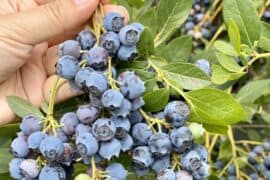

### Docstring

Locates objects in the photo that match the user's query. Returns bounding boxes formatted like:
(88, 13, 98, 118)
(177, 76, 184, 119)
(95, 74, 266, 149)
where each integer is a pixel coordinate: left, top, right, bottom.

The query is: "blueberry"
(255, 163, 267, 173)
(11, 134, 29, 158)
(92, 118, 116, 141)
(253, 146, 264, 156)
(111, 98, 132, 118)
(151, 155, 170, 173)
(39, 136, 64, 161)
(27, 131, 47, 149)
(99, 138, 121, 160)
(104, 12, 125, 32)
(195, 59, 211, 76)
(132, 165, 149, 176)
(106, 163, 127, 180)
(56, 129, 68, 143)
(148, 133, 172, 157)
(157, 169, 176, 180)
(175, 170, 193, 180)
(56, 55, 80, 80)
(76, 30, 96, 50)
(200, 28, 211, 39)
(132, 146, 154, 168)
(118, 71, 145, 100)
(247, 152, 258, 165)
(263, 11, 270, 22)
(227, 164, 236, 175)
(101, 89, 124, 110)
(58, 143, 75, 166)
(228, 176, 236, 180)
(213, 160, 224, 169)
(100, 32, 120, 55)
(76, 105, 100, 124)
(250, 173, 259, 180)
(20, 115, 42, 136)
(131, 97, 145, 111)
(264, 142, 270, 151)
(130, 22, 145, 33)
(9, 158, 23, 179)
(86, 47, 108, 70)
(75, 132, 98, 157)
(39, 164, 66, 180)
(75, 123, 92, 136)
(111, 117, 131, 139)
(164, 101, 190, 128)
(60, 112, 79, 135)
(185, 22, 195, 31)
(119, 134, 134, 152)
(119, 25, 140, 46)
(117, 45, 138, 61)
(132, 123, 153, 146)
(170, 126, 193, 153)
(58, 40, 81, 59)
(20, 159, 39, 179)
(264, 170, 270, 179)
(181, 150, 201, 172)
(192, 161, 209, 180)
(193, 144, 208, 162)
(264, 156, 270, 168)
(129, 111, 143, 125)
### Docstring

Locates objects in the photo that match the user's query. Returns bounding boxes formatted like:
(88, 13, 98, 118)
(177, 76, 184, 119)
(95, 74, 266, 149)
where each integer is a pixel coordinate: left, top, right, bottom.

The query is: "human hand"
(0, 0, 128, 125)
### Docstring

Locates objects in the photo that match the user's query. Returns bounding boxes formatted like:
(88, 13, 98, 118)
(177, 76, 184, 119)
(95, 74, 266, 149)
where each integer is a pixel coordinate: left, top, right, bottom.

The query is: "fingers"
(43, 45, 58, 76)
(101, 0, 110, 4)
(43, 75, 83, 103)
(0, 0, 99, 45)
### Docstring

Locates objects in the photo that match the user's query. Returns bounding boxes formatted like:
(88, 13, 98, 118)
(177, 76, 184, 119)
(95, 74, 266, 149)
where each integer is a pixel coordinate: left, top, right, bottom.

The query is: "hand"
(0, 0, 128, 125)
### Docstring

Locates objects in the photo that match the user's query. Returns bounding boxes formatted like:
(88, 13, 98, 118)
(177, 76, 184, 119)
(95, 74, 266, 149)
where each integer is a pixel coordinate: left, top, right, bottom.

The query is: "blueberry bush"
(2, 0, 270, 179)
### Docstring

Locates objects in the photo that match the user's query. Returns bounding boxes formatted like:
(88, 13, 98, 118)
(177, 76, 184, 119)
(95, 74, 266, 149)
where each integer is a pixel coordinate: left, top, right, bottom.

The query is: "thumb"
(0, 0, 99, 45)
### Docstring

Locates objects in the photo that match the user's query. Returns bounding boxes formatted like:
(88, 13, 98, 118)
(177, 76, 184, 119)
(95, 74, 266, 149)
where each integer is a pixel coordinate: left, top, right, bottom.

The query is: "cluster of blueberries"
(181, 0, 217, 48)
(8, 12, 211, 180)
(213, 143, 270, 180)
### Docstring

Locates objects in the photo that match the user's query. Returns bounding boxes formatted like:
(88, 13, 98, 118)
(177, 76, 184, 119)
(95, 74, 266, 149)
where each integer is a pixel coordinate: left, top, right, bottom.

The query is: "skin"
(0, 0, 129, 125)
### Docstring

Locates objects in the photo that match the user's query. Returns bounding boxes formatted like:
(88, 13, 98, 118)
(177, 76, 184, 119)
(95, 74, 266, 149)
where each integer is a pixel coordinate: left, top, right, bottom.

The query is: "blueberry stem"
(235, 140, 263, 145)
(208, 134, 219, 162)
(107, 57, 119, 90)
(218, 158, 233, 177)
(171, 153, 181, 171)
(205, 25, 225, 50)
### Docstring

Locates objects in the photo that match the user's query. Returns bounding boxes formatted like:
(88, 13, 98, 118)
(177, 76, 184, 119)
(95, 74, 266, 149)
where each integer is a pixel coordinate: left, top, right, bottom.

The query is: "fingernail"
(74, 0, 89, 5)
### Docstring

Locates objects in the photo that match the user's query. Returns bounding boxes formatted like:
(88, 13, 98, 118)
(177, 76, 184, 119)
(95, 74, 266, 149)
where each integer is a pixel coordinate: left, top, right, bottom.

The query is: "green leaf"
(236, 79, 270, 104)
(144, 78, 158, 93)
(126, 0, 144, 7)
(0, 148, 12, 173)
(228, 19, 241, 53)
(186, 88, 246, 126)
(6, 96, 44, 119)
(156, 35, 192, 62)
(137, 28, 155, 57)
(203, 124, 228, 134)
(218, 140, 233, 160)
(0, 123, 19, 138)
(223, 0, 261, 47)
(258, 22, 270, 51)
(161, 63, 212, 90)
(214, 40, 238, 56)
(215, 52, 242, 73)
(136, 8, 157, 33)
(155, 0, 192, 47)
(143, 88, 169, 112)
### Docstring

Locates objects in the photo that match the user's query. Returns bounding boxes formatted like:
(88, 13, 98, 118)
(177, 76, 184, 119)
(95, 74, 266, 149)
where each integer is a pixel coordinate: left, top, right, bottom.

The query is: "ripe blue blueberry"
(111, 117, 131, 139)
(60, 112, 79, 135)
(130, 22, 145, 33)
(76, 104, 100, 124)
(117, 71, 145, 100)
(247, 152, 258, 165)
(132, 146, 154, 168)
(119, 134, 134, 152)
(119, 25, 140, 46)
(157, 169, 176, 180)
(104, 12, 125, 32)
(175, 170, 193, 180)
(170, 126, 193, 153)
(181, 150, 202, 172)
(58, 143, 75, 166)
(100, 32, 120, 55)
(56, 56, 80, 80)
(20, 159, 39, 179)
(75, 132, 98, 157)
(193, 144, 208, 162)
(213, 160, 224, 169)
(132, 123, 153, 146)
(227, 164, 236, 175)
(253, 145, 264, 156)
(250, 173, 259, 180)
(92, 118, 116, 141)
(39, 136, 64, 161)
(39, 164, 66, 180)
(75, 123, 92, 136)
(86, 46, 108, 70)
(9, 158, 23, 179)
(164, 101, 190, 128)
(76, 30, 96, 50)
(11, 134, 29, 158)
(99, 138, 121, 160)
(58, 40, 81, 59)
(264, 156, 270, 168)
(20, 115, 42, 136)
(129, 110, 143, 125)
(185, 21, 195, 31)
(111, 98, 132, 118)
(27, 131, 47, 149)
(195, 59, 211, 76)
(228, 176, 236, 180)
(56, 129, 68, 143)
(148, 133, 172, 157)
(132, 165, 149, 176)
(264, 141, 270, 151)
(74, 68, 94, 90)
(106, 163, 128, 180)
(131, 97, 145, 111)
(117, 45, 138, 61)
(192, 161, 209, 180)
(101, 89, 124, 110)
(151, 155, 170, 173)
